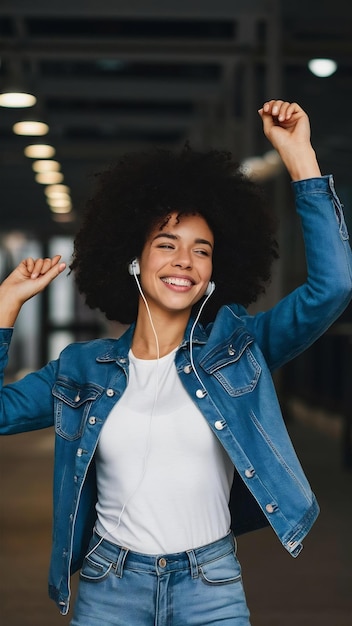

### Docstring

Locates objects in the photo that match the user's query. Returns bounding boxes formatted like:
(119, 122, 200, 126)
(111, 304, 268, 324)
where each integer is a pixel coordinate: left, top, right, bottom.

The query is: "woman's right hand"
(0, 255, 66, 326)
(258, 100, 321, 181)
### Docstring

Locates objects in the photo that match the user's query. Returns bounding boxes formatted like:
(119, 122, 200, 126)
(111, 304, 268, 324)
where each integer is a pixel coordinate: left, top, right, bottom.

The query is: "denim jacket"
(1, 176, 351, 614)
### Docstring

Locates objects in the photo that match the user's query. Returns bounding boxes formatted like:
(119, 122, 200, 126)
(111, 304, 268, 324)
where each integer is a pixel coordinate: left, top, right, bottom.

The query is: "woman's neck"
(132, 305, 190, 359)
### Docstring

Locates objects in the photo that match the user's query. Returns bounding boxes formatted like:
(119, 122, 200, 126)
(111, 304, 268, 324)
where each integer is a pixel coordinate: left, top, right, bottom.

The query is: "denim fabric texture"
(70, 532, 250, 626)
(0, 176, 351, 615)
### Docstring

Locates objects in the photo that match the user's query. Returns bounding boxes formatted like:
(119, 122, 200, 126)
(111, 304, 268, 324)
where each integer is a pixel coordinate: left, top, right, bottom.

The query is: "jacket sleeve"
(243, 175, 352, 371)
(0, 327, 57, 434)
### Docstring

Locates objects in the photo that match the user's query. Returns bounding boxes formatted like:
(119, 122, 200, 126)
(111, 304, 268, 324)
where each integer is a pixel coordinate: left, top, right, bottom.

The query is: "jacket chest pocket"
(52, 379, 103, 440)
(199, 336, 261, 397)
(212, 348, 261, 396)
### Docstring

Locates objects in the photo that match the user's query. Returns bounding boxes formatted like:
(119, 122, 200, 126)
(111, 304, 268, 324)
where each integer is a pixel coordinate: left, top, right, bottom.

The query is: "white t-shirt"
(95, 348, 234, 554)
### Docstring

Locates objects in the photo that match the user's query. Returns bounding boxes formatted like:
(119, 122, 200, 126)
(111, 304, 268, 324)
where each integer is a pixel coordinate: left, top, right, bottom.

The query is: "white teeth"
(162, 277, 193, 287)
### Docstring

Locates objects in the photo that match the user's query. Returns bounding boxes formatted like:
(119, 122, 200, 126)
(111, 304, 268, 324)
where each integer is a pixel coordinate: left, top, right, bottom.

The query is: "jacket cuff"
(291, 174, 334, 195)
(0, 328, 14, 341)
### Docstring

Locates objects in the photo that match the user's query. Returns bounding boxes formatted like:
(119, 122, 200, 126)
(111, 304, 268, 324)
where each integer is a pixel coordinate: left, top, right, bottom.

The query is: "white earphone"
(205, 281, 215, 296)
(128, 258, 141, 275)
(128, 258, 215, 296)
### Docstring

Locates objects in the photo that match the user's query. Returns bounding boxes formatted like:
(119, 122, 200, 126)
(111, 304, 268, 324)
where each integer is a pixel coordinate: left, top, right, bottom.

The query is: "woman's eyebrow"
(152, 233, 178, 242)
(152, 232, 213, 248)
(195, 238, 213, 249)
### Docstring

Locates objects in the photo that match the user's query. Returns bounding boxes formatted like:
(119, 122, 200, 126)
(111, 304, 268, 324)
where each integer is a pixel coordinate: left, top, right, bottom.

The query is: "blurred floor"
(0, 412, 351, 626)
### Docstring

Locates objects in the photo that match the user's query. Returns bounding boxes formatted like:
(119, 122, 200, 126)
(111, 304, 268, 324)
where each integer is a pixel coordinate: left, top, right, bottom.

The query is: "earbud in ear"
(128, 258, 140, 276)
(205, 281, 215, 296)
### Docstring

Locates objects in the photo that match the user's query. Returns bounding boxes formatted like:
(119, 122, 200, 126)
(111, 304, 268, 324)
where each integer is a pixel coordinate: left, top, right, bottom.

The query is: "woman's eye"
(195, 249, 210, 256)
(157, 243, 174, 249)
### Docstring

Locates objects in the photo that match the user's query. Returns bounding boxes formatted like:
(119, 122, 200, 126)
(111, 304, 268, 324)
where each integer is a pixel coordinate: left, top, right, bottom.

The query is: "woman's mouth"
(161, 276, 194, 289)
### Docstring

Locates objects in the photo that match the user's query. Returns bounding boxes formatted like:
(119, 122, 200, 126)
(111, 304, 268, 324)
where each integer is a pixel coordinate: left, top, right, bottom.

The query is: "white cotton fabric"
(95, 348, 234, 554)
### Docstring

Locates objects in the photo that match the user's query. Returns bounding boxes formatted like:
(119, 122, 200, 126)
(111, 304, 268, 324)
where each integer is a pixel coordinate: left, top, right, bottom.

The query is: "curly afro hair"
(70, 147, 279, 324)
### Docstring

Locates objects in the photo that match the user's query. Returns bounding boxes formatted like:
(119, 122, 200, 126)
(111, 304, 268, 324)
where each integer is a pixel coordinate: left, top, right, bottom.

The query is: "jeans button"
(158, 557, 167, 568)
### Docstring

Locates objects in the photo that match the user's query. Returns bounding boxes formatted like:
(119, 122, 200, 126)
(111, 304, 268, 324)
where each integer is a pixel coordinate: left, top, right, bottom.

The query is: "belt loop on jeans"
(186, 549, 199, 579)
(114, 546, 129, 578)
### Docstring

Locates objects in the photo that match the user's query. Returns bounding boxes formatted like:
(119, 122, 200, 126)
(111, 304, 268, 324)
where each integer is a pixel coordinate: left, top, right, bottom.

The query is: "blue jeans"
(70, 531, 251, 625)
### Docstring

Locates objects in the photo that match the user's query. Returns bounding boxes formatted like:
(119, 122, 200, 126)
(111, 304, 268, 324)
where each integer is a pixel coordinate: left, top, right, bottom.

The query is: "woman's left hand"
(258, 100, 321, 180)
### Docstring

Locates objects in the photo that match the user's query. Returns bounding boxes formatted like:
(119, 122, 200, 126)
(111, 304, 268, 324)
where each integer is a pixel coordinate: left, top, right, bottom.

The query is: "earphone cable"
(189, 285, 214, 390)
(86, 268, 160, 557)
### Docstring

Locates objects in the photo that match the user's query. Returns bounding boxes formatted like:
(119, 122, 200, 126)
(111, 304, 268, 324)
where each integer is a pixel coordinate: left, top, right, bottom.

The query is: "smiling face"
(138, 212, 214, 318)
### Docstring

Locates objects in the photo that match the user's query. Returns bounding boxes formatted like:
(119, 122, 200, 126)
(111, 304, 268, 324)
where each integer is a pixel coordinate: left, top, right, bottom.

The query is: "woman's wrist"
(0, 288, 22, 327)
(281, 145, 321, 181)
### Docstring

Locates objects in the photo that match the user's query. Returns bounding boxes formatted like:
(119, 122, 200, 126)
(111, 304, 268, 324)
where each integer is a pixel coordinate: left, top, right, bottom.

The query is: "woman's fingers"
(30, 257, 54, 279)
(260, 100, 303, 123)
(28, 255, 65, 279)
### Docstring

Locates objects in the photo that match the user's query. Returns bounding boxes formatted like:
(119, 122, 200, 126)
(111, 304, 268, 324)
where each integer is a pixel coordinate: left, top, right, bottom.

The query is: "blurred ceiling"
(1, 0, 352, 236)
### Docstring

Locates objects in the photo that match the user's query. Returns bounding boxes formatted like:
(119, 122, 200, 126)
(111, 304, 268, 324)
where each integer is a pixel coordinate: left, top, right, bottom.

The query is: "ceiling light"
(13, 121, 49, 136)
(35, 171, 64, 184)
(46, 191, 71, 202)
(308, 58, 337, 77)
(0, 59, 37, 108)
(49, 203, 72, 214)
(47, 197, 72, 209)
(24, 144, 56, 158)
(44, 184, 70, 197)
(0, 91, 37, 108)
(32, 160, 61, 173)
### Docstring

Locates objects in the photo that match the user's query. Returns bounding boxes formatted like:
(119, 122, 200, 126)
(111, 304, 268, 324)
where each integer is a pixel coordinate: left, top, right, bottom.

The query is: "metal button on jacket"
(106, 388, 114, 397)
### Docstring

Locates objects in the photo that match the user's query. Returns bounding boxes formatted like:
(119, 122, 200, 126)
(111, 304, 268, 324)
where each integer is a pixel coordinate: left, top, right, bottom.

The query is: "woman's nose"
(171, 249, 192, 269)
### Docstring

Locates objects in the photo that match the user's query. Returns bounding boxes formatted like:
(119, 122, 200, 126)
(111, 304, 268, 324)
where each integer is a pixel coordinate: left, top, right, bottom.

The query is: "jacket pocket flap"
(199, 329, 254, 374)
(52, 380, 103, 407)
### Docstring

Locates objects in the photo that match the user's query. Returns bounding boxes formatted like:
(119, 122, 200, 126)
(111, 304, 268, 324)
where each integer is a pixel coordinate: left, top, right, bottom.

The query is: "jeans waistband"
(89, 531, 235, 578)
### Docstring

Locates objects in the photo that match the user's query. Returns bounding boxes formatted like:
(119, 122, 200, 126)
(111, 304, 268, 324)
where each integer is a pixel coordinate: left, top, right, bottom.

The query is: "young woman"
(1, 100, 351, 625)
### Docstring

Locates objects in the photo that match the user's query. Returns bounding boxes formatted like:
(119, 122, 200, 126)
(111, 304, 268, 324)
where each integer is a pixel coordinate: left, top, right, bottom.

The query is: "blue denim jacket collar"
(94, 315, 210, 365)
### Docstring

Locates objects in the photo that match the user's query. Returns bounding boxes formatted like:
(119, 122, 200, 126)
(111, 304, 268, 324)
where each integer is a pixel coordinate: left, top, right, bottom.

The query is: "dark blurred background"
(0, 2, 351, 625)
